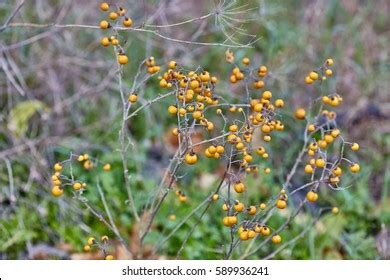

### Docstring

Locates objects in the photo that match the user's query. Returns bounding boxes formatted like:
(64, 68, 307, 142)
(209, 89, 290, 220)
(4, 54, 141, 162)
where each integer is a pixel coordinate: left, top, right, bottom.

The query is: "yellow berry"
(242, 57, 250, 65)
(184, 152, 198, 165)
(253, 103, 262, 112)
(318, 140, 328, 149)
(244, 154, 253, 163)
(295, 108, 306, 120)
(351, 143, 359, 151)
(229, 124, 238, 132)
(206, 146, 216, 154)
(51, 186, 63, 197)
(239, 230, 249, 241)
(305, 76, 313, 84)
(179, 194, 187, 203)
(52, 179, 62, 186)
(259, 65, 267, 72)
(261, 124, 271, 133)
(274, 99, 284, 108)
(315, 158, 326, 168)
(118, 7, 126, 16)
(200, 71, 210, 82)
(109, 12, 119, 20)
(73, 182, 82, 191)
(87, 237, 95, 245)
(190, 80, 200, 89)
(325, 69, 333, 76)
(100, 37, 110, 47)
(168, 60, 177, 69)
(54, 163, 63, 172)
(83, 160, 93, 170)
(254, 80, 265, 89)
(331, 129, 341, 138)
(179, 108, 186, 116)
(103, 163, 111, 171)
(304, 164, 314, 174)
(276, 199, 287, 209)
(99, 20, 110, 29)
(263, 135, 271, 142)
(118, 54, 129, 65)
(234, 182, 245, 193)
(350, 163, 360, 173)
(168, 105, 178, 115)
(100, 2, 109, 11)
(172, 128, 179, 136)
(234, 201, 245, 212)
(272, 234, 282, 244)
(262, 90, 272, 99)
(332, 207, 339, 214)
(212, 194, 219, 201)
(192, 110, 202, 119)
(324, 134, 334, 144)
(128, 93, 137, 103)
(308, 124, 315, 132)
(123, 17, 133, 27)
(111, 38, 119, 45)
(326, 58, 334, 66)
(83, 245, 91, 252)
(322, 96, 331, 104)
(259, 203, 266, 210)
(306, 191, 318, 203)
(228, 215, 238, 226)
(247, 230, 256, 239)
(216, 145, 225, 154)
(333, 166, 342, 176)
(222, 203, 229, 211)
(260, 226, 271, 236)
(247, 205, 257, 215)
(309, 71, 319, 80)
(105, 255, 114, 260)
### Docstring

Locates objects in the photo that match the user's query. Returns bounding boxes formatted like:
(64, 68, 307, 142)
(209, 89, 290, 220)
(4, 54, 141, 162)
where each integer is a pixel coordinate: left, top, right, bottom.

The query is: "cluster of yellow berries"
(99, 2, 133, 29)
(322, 94, 343, 107)
(154, 55, 288, 244)
(204, 145, 225, 159)
(99, 3, 133, 65)
(237, 223, 281, 244)
(83, 236, 114, 260)
(156, 60, 222, 166)
(50, 161, 87, 197)
(51, 163, 64, 197)
(78, 153, 93, 170)
(275, 190, 288, 209)
(145, 56, 161, 74)
(219, 195, 276, 242)
(305, 58, 334, 84)
(300, 59, 360, 204)
(50, 154, 111, 197)
(175, 190, 187, 203)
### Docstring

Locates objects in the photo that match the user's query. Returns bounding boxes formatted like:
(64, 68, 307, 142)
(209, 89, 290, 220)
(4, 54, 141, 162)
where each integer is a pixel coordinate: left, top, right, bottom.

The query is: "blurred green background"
(0, 0, 388, 259)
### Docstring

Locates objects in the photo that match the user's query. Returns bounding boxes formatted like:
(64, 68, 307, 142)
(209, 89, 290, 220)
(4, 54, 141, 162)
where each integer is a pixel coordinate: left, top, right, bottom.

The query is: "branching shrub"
(43, 2, 362, 260)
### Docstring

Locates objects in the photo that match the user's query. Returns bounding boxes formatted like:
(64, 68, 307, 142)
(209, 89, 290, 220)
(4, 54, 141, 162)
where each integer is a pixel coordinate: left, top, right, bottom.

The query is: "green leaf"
(8, 100, 49, 138)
